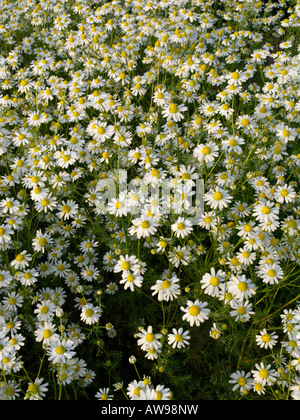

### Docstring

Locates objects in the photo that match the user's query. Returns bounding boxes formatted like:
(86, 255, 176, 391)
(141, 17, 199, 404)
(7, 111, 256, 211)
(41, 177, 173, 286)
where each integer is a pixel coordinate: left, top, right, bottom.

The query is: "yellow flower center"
(122, 261, 131, 270)
(145, 333, 155, 342)
(40, 306, 49, 314)
(238, 282, 248, 291)
(38, 238, 48, 246)
(259, 369, 269, 379)
(141, 220, 150, 229)
(214, 191, 223, 201)
(177, 223, 185, 230)
(267, 269, 276, 277)
(169, 104, 178, 114)
(127, 274, 135, 282)
(174, 334, 183, 342)
(43, 329, 52, 339)
(97, 126, 106, 135)
(28, 384, 39, 394)
(189, 305, 200, 316)
(62, 205, 71, 213)
(241, 118, 249, 126)
(162, 280, 171, 289)
(262, 206, 271, 214)
(202, 146, 211, 155)
(210, 277, 219, 287)
(55, 345, 66, 355)
(238, 377, 247, 386)
(237, 306, 246, 315)
(262, 333, 271, 343)
(85, 309, 94, 317)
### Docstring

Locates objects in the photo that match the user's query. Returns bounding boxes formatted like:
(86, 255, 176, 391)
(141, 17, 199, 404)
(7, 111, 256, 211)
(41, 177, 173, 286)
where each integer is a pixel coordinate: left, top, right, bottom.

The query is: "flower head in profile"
(25, 378, 49, 400)
(95, 388, 114, 400)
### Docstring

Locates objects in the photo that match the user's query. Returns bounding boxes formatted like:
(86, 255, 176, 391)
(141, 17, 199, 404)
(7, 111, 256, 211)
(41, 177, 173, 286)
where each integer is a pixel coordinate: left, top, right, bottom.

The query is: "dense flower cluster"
(0, 0, 299, 400)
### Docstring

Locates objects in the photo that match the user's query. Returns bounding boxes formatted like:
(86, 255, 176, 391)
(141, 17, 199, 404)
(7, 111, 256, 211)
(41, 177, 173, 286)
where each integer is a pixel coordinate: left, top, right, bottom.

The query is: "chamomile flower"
(194, 142, 219, 164)
(251, 363, 279, 387)
(235, 114, 256, 132)
(168, 246, 192, 268)
(274, 184, 297, 204)
(89, 121, 115, 143)
(80, 304, 102, 325)
(227, 275, 256, 300)
(47, 338, 76, 365)
(229, 370, 252, 394)
(0, 380, 21, 400)
(162, 103, 187, 122)
(57, 200, 79, 220)
(204, 187, 233, 211)
(25, 378, 49, 400)
(253, 200, 280, 224)
(154, 385, 172, 400)
(151, 274, 181, 301)
(152, 88, 171, 107)
(231, 202, 251, 218)
(34, 300, 56, 322)
(131, 386, 157, 400)
(200, 268, 226, 298)
(114, 254, 140, 275)
(27, 112, 46, 127)
(230, 299, 255, 322)
(221, 135, 245, 153)
(35, 194, 58, 213)
(0, 270, 12, 288)
(34, 322, 60, 347)
(209, 323, 222, 340)
(120, 272, 143, 292)
(137, 326, 162, 352)
(16, 269, 39, 287)
(130, 214, 158, 239)
(32, 230, 53, 253)
(256, 329, 278, 350)
(199, 211, 218, 230)
(105, 282, 119, 295)
(235, 246, 256, 265)
(0, 197, 19, 215)
(54, 149, 77, 168)
(257, 263, 284, 285)
(107, 194, 129, 217)
(131, 80, 147, 96)
(168, 328, 190, 349)
(81, 265, 100, 282)
(181, 300, 210, 327)
(95, 388, 114, 400)
(171, 217, 193, 238)
(10, 251, 32, 270)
